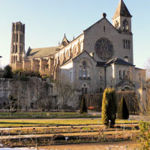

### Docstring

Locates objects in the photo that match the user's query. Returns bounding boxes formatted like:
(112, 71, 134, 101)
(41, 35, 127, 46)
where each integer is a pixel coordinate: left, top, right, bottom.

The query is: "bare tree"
(56, 74, 75, 110)
(144, 59, 150, 114)
(8, 95, 18, 113)
(145, 82, 150, 114)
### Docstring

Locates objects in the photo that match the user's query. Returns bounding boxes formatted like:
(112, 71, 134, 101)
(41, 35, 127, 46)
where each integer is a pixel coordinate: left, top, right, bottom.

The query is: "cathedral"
(10, 0, 146, 94)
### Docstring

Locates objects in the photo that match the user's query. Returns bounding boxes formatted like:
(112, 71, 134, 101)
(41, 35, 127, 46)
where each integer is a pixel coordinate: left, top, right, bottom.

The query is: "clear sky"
(0, 0, 150, 69)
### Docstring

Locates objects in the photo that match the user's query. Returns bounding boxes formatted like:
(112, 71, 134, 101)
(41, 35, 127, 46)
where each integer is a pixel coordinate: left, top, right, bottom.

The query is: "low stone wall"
(0, 78, 80, 111)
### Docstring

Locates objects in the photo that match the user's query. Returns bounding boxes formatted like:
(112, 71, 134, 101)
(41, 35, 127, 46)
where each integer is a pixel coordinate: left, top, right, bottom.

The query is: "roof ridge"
(31, 46, 59, 50)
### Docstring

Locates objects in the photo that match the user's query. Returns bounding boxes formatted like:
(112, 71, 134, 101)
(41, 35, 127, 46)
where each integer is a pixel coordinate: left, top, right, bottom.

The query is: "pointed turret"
(113, 0, 132, 33)
(26, 46, 32, 56)
(113, 0, 132, 19)
(61, 34, 70, 47)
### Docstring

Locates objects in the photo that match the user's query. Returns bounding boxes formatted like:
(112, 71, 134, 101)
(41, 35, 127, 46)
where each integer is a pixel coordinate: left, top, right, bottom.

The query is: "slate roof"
(61, 50, 96, 67)
(106, 58, 134, 66)
(26, 46, 59, 58)
(113, 0, 132, 19)
(96, 61, 106, 67)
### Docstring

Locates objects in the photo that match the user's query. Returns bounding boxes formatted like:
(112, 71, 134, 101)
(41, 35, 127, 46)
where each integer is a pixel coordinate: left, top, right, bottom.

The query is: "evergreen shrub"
(117, 96, 129, 119)
(101, 88, 117, 127)
(80, 95, 87, 114)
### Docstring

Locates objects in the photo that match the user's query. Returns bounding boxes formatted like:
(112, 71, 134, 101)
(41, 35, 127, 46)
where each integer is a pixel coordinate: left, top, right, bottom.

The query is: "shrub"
(80, 95, 87, 114)
(8, 95, 18, 112)
(101, 88, 117, 127)
(138, 122, 150, 150)
(117, 96, 129, 119)
(3, 65, 13, 78)
(13, 70, 41, 80)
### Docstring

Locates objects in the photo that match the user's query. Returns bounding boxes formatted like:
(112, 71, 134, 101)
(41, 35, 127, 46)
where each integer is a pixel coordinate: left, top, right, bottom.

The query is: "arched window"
(79, 61, 90, 80)
(70, 48, 72, 58)
(77, 42, 81, 54)
(123, 19, 129, 32)
(124, 56, 129, 62)
(73, 46, 77, 57)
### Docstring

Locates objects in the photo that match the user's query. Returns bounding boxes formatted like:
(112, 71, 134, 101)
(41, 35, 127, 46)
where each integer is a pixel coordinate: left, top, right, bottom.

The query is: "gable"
(83, 16, 132, 63)
(84, 17, 119, 34)
(73, 51, 96, 65)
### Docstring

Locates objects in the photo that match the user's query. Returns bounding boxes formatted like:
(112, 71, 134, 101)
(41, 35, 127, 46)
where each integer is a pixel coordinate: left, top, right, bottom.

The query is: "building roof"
(26, 46, 59, 58)
(61, 50, 96, 67)
(113, 0, 132, 19)
(96, 61, 106, 67)
(73, 50, 96, 62)
(106, 58, 134, 66)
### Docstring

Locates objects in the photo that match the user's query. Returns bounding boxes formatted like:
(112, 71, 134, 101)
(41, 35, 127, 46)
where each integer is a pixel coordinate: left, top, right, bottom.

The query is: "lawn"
(0, 112, 100, 119)
(0, 118, 140, 148)
(0, 118, 138, 128)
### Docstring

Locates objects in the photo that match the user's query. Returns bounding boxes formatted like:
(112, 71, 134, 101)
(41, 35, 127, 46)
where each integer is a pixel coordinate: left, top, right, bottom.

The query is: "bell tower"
(10, 22, 25, 66)
(112, 0, 132, 33)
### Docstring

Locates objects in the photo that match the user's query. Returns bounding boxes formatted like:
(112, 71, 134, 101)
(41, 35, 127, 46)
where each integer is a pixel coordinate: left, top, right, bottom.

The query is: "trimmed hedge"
(117, 96, 129, 119)
(80, 95, 87, 114)
(102, 88, 117, 127)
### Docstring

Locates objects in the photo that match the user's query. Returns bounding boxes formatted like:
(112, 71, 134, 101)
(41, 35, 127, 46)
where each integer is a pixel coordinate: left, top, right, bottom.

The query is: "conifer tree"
(80, 95, 87, 114)
(102, 88, 117, 127)
(3, 65, 13, 78)
(118, 96, 129, 119)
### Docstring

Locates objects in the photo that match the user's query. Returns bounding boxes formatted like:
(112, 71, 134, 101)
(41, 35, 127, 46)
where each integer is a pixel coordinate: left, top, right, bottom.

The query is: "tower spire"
(61, 33, 70, 47)
(113, 0, 132, 19)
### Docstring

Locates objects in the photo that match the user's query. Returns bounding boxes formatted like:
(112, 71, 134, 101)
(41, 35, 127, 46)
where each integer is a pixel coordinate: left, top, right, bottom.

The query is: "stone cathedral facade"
(10, 0, 146, 94)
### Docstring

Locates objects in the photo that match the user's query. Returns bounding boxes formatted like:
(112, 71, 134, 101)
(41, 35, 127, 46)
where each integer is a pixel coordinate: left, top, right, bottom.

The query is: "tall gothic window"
(79, 61, 90, 80)
(123, 40, 130, 49)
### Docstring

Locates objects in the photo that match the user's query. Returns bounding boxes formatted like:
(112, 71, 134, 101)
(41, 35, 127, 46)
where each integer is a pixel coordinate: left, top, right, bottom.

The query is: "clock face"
(95, 38, 113, 61)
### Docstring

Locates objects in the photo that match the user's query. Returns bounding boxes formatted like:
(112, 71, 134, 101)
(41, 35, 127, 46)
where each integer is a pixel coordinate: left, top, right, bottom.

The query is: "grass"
(0, 118, 138, 128)
(0, 112, 100, 119)
(0, 118, 140, 148)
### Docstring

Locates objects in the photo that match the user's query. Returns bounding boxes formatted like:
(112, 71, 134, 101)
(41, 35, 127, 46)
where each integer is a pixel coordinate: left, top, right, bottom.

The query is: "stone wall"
(0, 78, 80, 111)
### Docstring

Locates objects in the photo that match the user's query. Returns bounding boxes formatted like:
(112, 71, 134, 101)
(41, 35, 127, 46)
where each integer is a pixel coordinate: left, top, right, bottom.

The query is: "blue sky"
(0, 0, 150, 69)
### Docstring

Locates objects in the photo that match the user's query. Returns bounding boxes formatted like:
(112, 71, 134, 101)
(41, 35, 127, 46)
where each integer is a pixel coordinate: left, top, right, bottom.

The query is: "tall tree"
(3, 65, 13, 78)
(102, 88, 117, 127)
(8, 95, 18, 113)
(117, 96, 129, 119)
(80, 95, 87, 114)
